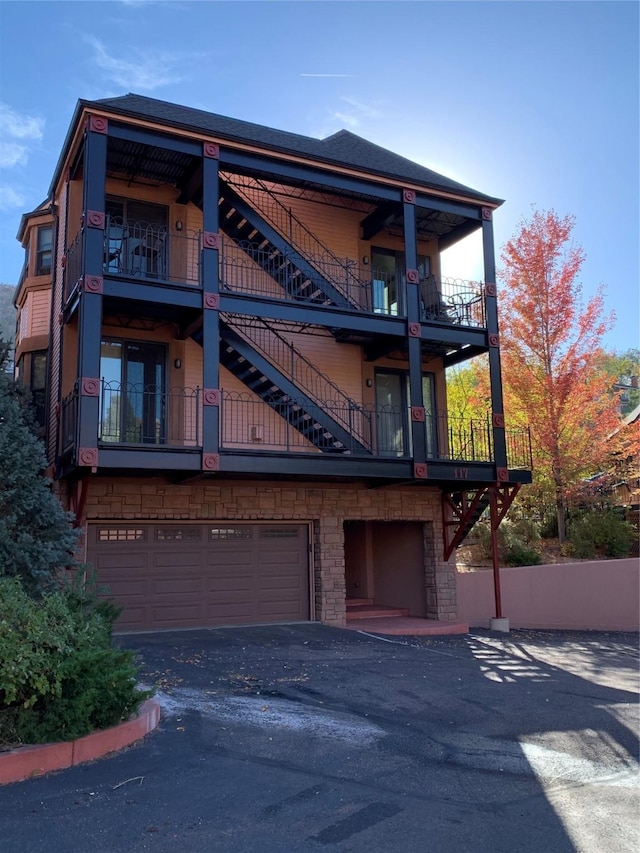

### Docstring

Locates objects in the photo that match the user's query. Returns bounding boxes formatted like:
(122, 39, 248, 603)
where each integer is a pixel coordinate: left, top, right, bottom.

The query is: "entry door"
(100, 340, 166, 443)
(371, 248, 400, 315)
(375, 370, 437, 457)
(371, 250, 430, 315)
(106, 198, 168, 278)
(375, 371, 407, 455)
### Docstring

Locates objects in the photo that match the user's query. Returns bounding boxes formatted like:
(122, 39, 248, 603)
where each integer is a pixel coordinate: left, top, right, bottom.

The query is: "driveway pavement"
(1, 625, 638, 852)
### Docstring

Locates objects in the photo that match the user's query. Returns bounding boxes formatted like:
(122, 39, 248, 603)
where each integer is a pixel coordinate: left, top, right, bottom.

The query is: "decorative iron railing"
(61, 385, 78, 453)
(103, 217, 201, 286)
(420, 275, 486, 327)
(220, 392, 404, 455)
(428, 413, 531, 468)
(99, 381, 201, 446)
(505, 425, 533, 470)
(223, 316, 372, 449)
(430, 414, 494, 463)
(221, 393, 531, 468)
(222, 174, 365, 304)
(220, 238, 374, 309)
(63, 231, 83, 301)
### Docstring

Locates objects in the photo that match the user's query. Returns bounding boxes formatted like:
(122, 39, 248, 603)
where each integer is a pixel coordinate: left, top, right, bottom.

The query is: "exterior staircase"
(219, 322, 370, 454)
(346, 598, 410, 620)
(345, 597, 468, 636)
(219, 182, 351, 307)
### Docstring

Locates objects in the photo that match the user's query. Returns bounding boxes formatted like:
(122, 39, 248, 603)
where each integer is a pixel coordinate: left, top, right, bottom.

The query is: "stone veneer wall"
(77, 478, 457, 628)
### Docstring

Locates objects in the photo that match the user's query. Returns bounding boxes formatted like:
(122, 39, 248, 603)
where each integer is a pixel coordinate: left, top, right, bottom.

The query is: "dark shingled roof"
(91, 94, 501, 205)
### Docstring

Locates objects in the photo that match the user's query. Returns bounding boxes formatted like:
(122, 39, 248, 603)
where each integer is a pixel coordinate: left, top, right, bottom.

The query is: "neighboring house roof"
(88, 93, 502, 205)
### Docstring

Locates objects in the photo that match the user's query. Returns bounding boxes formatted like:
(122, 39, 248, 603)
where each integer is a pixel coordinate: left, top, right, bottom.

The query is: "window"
(36, 226, 52, 276)
(99, 339, 166, 444)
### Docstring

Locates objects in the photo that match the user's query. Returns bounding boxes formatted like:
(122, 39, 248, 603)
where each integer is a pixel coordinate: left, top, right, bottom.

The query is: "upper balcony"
(63, 218, 486, 333)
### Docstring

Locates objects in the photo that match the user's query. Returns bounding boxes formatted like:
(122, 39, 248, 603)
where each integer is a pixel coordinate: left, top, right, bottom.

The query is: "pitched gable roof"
(92, 94, 501, 205)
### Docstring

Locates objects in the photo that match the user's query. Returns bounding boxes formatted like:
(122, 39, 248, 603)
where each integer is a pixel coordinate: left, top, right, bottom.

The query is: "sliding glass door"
(100, 340, 166, 444)
(375, 370, 436, 457)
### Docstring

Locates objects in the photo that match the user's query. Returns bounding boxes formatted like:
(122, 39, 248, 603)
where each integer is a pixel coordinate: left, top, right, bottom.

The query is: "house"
(13, 94, 531, 632)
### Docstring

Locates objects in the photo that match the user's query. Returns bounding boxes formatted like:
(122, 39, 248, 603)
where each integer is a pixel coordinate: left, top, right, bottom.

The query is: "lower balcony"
(60, 384, 532, 484)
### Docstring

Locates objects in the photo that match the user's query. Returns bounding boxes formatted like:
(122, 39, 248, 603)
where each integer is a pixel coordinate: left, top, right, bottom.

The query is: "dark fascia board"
(15, 199, 52, 242)
(61, 95, 503, 207)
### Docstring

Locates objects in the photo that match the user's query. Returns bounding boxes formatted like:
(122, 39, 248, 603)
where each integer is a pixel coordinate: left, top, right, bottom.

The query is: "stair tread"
(347, 605, 411, 620)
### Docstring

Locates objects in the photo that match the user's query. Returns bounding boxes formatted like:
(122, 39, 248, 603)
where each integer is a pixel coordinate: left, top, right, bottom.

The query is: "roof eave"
(85, 99, 504, 208)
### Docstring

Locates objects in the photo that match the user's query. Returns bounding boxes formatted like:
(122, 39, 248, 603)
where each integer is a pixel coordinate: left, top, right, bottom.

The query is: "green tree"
(0, 343, 78, 595)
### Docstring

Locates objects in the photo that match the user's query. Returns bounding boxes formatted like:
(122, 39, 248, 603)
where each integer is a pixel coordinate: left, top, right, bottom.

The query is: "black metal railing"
(103, 217, 201, 286)
(220, 238, 374, 309)
(222, 174, 365, 304)
(220, 392, 408, 455)
(419, 275, 486, 327)
(99, 381, 201, 446)
(63, 231, 83, 301)
(61, 385, 78, 453)
(430, 414, 493, 463)
(223, 316, 373, 449)
(506, 425, 533, 470)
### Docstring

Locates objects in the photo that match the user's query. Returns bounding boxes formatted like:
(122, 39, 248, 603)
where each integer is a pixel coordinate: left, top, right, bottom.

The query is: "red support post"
(489, 486, 503, 619)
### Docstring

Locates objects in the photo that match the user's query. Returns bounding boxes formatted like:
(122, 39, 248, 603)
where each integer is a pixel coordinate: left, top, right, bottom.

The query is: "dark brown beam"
(360, 202, 399, 241)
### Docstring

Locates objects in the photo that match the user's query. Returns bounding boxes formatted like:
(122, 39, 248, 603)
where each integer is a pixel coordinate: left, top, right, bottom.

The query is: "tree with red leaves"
(499, 209, 617, 542)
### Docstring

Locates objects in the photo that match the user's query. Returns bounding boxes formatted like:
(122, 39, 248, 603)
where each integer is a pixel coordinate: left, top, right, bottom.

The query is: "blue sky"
(0, 0, 638, 350)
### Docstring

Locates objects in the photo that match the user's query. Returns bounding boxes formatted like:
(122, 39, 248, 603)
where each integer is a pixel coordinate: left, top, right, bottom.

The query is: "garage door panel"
(207, 577, 254, 593)
(95, 554, 148, 572)
(90, 523, 309, 631)
(150, 577, 204, 595)
(153, 553, 202, 569)
(206, 551, 254, 567)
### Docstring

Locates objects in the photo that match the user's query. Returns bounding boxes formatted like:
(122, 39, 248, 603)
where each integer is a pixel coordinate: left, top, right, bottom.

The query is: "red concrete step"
(346, 597, 374, 608)
(345, 617, 469, 636)
(346, 605, 410, 620)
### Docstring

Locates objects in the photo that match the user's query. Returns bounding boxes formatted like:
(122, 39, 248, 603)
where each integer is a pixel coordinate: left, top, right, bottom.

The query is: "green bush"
(502, 541, 542, 567)
(567, 510, 635, 559)
(474, 517, 542, 566)
(0, 576, 150, 746)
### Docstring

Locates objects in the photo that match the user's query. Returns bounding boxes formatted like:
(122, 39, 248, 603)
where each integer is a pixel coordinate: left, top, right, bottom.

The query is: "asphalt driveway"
(1, 625, 638, 853)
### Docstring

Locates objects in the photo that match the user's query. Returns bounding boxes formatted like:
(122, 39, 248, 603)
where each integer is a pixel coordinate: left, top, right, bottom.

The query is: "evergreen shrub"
(0, 575, 150, 746)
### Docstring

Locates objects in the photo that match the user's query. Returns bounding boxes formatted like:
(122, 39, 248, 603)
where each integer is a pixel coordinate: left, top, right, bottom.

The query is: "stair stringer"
(219, 323, 371, 455)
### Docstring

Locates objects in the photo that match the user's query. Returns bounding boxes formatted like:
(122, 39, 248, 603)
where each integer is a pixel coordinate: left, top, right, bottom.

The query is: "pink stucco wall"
(457, 558, 640, 631)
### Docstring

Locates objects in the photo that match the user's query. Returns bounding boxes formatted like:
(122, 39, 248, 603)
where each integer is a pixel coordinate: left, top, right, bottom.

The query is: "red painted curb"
(0, 699, 160, 785)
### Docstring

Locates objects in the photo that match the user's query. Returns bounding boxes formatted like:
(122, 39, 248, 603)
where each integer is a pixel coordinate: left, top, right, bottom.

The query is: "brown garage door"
(88, 523, 310, 631)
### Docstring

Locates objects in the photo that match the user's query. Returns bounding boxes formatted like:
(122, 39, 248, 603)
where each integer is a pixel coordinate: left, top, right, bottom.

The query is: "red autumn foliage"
(498, 210, 618, 540)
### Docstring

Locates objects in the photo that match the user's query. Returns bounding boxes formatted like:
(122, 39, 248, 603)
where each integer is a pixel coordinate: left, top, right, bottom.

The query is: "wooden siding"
(48, 182, 67, 463)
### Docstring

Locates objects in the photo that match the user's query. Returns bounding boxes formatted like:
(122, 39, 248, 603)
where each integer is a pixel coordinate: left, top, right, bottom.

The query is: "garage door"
(88, 523, 310, 631)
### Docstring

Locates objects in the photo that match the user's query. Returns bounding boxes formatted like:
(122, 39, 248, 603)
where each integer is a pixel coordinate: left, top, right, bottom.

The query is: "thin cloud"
(340, 96, 382, 120)
(85, 35, 184, 90)
(0, 186, 25, 210)
(330, 96, 383, 130)
(0, 143, 28, 169)
(0, 104, 44, 172)
(300, 73, 355, 78)
(0, 104, 44, 141)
